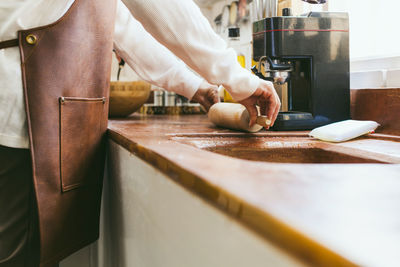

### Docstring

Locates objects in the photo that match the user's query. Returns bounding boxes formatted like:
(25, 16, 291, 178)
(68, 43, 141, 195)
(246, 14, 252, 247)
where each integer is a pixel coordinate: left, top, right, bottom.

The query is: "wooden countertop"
(108, 114, 400, 267)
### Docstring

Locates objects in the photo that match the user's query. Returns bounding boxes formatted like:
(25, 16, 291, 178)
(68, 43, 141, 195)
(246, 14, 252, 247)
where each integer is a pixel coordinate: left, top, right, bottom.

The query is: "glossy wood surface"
(108, 114, 400, 267)
(351, 88, 400, 135)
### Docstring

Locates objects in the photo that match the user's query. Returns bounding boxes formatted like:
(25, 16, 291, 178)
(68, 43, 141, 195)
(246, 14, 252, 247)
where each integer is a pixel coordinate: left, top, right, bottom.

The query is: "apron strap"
(0, 39, 18, 49)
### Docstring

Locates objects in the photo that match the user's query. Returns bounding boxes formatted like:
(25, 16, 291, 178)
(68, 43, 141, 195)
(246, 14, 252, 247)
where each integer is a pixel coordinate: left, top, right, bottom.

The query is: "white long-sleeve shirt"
(0, 0, 260, 149)
(113, 3, 202, 99)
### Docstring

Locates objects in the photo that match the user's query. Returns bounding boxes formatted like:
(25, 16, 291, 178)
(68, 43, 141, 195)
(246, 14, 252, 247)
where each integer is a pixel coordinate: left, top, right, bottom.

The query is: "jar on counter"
(164, 92, 176, 107)
(153, 90, 164, 106)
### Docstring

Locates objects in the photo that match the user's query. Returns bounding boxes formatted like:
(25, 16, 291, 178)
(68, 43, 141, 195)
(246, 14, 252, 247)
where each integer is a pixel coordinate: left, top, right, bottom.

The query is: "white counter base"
(61, 140, 305, 267)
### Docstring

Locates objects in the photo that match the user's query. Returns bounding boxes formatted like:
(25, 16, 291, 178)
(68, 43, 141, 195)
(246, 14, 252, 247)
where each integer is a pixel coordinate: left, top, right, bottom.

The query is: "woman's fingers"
(236, 79, 281, 129)
(192, 82, 220, 111)
(259, 98, 267, 116)
(260, 81, 280, 126)
(246, 104, 259, 126)
(202, 98, 213, 111)
(271, 94, 281, 126)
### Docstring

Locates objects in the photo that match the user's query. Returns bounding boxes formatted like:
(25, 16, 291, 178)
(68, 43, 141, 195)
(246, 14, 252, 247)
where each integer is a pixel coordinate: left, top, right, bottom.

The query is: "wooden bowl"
(109, 81, 151, 117)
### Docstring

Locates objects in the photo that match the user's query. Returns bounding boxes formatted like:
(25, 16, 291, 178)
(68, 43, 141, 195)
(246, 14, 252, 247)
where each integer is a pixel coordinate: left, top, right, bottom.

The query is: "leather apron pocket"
(59, 97, 106, 192)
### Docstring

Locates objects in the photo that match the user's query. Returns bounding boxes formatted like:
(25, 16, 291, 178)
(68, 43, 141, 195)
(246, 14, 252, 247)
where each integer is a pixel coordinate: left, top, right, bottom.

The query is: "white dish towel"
(309, 120, 380, 142)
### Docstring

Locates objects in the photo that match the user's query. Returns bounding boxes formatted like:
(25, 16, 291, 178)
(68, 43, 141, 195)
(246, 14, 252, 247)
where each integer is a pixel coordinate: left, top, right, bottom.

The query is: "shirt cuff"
(165, 65, 204, 100)
(223, 68, 260, 101)
(184, 76, 203, 100)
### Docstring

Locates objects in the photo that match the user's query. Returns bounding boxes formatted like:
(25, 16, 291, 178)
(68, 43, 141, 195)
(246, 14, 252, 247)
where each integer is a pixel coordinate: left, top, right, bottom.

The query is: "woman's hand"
(238, 80, 281, 128)
(191, 81, 220, 111)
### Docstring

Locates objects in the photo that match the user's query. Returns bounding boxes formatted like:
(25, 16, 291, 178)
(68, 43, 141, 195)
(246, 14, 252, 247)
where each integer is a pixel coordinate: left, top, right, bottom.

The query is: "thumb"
(245, 104, 258, 127)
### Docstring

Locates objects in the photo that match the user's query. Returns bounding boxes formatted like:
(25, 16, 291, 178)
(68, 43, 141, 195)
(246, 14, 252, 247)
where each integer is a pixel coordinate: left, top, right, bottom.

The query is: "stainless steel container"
(153, 90, 164, 106)
(164, 92, 176, 107)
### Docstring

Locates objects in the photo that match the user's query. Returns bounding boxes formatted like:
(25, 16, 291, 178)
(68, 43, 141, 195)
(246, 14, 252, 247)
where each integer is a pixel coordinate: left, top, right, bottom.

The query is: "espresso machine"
(252, 3, 350, 130)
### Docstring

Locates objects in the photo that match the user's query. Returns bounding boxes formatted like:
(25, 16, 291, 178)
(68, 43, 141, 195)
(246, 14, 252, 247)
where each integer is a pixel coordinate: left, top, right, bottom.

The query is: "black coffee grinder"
(252, 10, 350, 130)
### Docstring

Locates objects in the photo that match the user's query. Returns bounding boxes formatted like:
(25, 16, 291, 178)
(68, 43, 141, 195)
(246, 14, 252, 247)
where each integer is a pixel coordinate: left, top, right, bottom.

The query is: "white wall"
(328, 0, 400, 60)
(326, 0, 400, 87)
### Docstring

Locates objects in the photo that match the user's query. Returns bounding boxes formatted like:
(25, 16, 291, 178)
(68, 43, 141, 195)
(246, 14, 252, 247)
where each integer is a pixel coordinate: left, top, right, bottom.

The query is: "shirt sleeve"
(121, 0, 260, 101)
(113, 0, 203, 100)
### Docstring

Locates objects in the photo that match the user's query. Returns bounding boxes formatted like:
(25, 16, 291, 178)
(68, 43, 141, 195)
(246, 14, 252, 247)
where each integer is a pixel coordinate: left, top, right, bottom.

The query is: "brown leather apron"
(1, 0, 116, 266)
